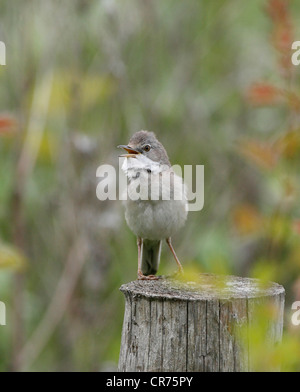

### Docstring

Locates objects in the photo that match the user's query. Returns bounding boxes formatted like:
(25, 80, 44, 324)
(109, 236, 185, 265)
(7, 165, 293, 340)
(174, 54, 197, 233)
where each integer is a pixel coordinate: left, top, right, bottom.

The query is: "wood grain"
(118, 274, 285, 372)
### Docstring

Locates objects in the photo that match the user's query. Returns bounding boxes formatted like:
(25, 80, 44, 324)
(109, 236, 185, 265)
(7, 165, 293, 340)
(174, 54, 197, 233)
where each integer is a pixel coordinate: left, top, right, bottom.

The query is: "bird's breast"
(123, 172, 188, 240)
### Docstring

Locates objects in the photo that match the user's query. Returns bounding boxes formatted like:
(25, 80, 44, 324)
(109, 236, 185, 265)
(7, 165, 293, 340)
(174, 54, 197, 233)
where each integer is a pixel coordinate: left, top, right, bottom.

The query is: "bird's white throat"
(121, 155, 165, 177)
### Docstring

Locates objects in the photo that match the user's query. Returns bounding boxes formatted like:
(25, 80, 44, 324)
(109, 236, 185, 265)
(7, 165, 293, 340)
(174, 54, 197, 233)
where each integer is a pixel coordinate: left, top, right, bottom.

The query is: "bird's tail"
(141, 239, 162, 276)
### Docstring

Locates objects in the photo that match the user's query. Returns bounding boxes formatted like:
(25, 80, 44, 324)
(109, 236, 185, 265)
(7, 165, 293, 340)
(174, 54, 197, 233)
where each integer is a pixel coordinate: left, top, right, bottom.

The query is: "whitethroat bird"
(118, 131, 188, 280)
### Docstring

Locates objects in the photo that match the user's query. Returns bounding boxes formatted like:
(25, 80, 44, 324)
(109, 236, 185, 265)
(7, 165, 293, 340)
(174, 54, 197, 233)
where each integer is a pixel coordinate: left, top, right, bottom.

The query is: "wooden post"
(118, 274, 285, 372)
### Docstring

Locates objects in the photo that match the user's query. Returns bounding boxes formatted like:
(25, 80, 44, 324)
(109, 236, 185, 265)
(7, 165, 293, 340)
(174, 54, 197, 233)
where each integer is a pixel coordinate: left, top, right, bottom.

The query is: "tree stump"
(118, 274, 285, 372)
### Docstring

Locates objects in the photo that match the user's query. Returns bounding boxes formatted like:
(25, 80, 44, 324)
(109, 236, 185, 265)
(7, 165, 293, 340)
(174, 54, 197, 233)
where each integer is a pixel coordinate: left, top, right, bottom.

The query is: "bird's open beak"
(117, 145, 140, 158)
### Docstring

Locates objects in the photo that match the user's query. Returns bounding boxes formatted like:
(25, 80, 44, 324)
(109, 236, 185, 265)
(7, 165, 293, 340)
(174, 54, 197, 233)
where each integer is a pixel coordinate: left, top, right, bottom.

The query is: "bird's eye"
(143, 144, 151, 152)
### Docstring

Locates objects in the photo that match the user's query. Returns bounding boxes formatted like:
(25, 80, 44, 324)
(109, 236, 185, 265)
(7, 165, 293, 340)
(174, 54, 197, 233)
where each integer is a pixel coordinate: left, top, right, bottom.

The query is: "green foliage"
(0, 0, 300, 371)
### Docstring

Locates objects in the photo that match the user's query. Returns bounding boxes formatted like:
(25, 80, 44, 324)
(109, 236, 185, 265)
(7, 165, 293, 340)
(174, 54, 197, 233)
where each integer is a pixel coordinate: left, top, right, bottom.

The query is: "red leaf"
(293, 221, 300, 236)
(0, 115, 17, 135)
(266, 0, 289, 24)
(272, 23, 293, 53)
(247, 83, 281, 106)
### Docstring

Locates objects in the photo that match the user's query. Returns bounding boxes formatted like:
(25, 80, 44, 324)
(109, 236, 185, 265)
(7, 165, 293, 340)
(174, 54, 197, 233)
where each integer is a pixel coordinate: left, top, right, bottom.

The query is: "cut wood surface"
(118, 274, 285, 372)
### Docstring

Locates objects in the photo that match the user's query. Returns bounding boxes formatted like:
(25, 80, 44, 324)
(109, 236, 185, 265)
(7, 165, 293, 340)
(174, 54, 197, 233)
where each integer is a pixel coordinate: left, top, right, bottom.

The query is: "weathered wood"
(118, 274, 285, 372)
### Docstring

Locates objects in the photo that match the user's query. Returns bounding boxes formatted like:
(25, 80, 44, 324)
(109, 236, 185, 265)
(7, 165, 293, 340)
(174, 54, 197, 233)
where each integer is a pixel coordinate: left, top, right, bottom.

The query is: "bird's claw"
(138, 272, 159, 280)
(170, 268, 184, 279)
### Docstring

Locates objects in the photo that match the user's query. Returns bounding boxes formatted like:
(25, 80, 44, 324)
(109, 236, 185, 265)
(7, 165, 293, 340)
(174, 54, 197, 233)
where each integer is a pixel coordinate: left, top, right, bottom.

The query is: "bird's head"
(118, 130, 171, 167)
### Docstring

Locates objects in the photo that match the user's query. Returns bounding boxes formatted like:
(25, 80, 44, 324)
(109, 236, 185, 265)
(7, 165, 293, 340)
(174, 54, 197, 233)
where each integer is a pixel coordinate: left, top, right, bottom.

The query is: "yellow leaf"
(46, 72, 116, 114)
(265, 215, 291, 244)
(239, 139, 279, 170)
(0, 244, 27, 272)
(37, 131, 58, 163)
(275, 130, 300, 159)
(233, 204, 263, 236)
(80, 75, 116, 109)
(251, 261, 280, 285)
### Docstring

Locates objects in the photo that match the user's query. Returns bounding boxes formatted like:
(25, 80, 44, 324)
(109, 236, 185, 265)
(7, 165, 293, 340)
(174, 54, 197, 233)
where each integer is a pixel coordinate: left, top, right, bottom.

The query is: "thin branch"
(17, 236, 89, 371)
(11, 70, 53, 371)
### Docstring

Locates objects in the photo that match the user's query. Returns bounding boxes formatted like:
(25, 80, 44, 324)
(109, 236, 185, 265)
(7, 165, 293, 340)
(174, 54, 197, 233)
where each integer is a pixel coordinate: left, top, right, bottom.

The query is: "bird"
(118, 130, 188, 280)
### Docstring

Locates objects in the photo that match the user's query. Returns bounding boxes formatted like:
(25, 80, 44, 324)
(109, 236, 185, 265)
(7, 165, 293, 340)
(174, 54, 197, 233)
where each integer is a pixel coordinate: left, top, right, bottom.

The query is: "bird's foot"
(170, 268, 184, 279)
(138, 272, 159, 280)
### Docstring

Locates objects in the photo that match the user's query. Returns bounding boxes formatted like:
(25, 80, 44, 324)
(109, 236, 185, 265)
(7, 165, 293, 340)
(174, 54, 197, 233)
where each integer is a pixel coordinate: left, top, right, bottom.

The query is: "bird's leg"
(166, 237, 184, 274)
(137, 237, 143, 277)
(137, 237, 159, 280)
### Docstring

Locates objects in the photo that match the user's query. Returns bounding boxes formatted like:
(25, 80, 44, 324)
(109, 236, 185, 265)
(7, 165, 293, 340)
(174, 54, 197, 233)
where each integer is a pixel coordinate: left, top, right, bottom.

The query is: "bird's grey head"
(118, 130, 171, 166)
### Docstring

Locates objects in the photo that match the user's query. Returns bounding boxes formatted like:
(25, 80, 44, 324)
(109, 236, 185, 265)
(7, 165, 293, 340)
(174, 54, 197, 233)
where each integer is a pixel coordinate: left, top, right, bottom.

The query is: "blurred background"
(0, 0, 300, 371)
